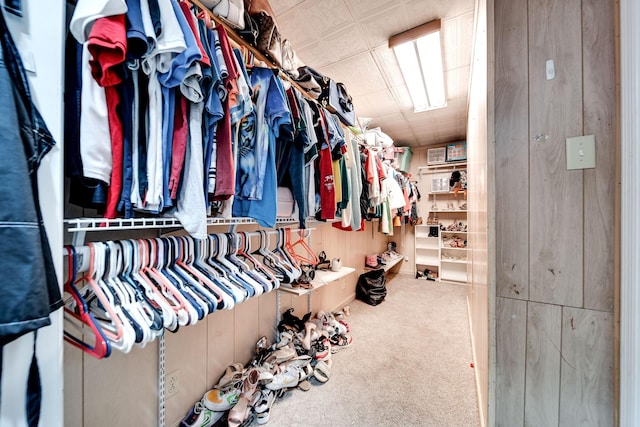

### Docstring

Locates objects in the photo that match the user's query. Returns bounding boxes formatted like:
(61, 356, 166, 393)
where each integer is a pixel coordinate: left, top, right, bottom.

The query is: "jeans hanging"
(0, 7, 62, 425)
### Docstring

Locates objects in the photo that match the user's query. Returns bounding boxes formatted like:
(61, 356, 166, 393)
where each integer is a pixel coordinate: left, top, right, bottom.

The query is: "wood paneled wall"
(63, 221, 391, 427)
(494, 0, 615, 425)
(467, 0, 491, 424)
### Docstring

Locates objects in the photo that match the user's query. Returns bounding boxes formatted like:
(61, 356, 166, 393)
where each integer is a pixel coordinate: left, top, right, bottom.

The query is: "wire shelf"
(64, 216, 299, 233)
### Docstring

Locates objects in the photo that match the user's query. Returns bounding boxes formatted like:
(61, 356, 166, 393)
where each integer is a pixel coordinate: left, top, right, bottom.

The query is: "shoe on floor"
(265, 364, 300, 391)
(180, 401, 224, 427)
(203, 384, 241, 411)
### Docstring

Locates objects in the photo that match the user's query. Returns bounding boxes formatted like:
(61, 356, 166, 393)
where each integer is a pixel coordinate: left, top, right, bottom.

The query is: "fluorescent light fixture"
(389, 19, 446, 113)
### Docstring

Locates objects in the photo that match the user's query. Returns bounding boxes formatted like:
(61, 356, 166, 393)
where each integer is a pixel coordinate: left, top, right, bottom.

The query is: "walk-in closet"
(0, 0, 624, 426)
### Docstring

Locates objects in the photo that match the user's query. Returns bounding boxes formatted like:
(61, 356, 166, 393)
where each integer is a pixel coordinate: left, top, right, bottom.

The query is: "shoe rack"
(415, 161, 468, 283)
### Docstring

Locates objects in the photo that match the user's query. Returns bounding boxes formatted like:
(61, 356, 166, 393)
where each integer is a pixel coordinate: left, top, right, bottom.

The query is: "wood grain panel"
(206, 308, 236, 386)
(233, 296, 261, 365)
(559, 307, 613, 426)
(495, 297, 528, 426)
(258, 290, 278, 343)
(525, 302, 562, 426)
(84, 343, 159, 427)
(528, 0, 584, 307)
(582, 0, 616, 312)
(165, 320, 208, 427)
(495, 0, 529, 300)
(63, 343, 84, 427)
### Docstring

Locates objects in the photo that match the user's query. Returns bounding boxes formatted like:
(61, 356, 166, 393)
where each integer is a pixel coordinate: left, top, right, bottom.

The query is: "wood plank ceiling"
(273, 0, 475, 148)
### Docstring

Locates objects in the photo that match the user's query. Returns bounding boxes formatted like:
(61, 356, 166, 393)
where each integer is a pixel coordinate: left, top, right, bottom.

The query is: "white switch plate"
(546, 59, 555, 80)
(566, 135, 596, 170)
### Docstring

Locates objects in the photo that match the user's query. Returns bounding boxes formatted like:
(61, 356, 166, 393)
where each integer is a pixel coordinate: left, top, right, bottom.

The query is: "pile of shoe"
(180, 308, 352, 426)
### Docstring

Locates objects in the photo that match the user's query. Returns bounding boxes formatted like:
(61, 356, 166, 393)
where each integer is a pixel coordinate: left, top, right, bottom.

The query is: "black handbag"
(356, 269, 387, 306)
(319, 79, 355, 127)
(237, 10, 259, 45)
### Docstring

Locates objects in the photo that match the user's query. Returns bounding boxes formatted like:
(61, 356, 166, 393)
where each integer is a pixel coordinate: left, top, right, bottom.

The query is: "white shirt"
(70, 0, 128, 43)
(79, 43, 112, 184)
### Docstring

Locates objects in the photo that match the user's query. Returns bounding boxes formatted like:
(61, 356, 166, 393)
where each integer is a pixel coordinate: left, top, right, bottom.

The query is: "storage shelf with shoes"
(278, 267, 356, 296)
(415, 157, 469, 283)
(364, 253, 404, 272)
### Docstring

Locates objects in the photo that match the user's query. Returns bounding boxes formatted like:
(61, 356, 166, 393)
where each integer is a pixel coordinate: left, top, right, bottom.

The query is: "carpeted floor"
(259, 274, 480, 427)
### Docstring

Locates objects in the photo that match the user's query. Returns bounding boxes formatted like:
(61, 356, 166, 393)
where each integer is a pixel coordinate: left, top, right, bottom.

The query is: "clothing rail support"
(72, 230, 86, 247)
(158, 334, 166, 427)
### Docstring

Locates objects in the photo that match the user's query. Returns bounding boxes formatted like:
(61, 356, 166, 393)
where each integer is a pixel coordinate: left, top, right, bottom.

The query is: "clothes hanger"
(117, 240, 165, 343)
(226, 233, 272, 294)
(285, 228, 319, 266)
(190, 236, 236, 310)
(170, 236, 217, 316)
(237, 232, 280, 291)
(257, 230, 296, 284)
(273, 228, 302, 280)
(157, 238, 203, 325)
(80, 242, 132, 353)
(94, 242, 137, 353)
(218, 233, 270, 296)
(210, 233, 256, 299)
(132, 239, 178, 332)
(104, 241, 148, 345)
(143, 238, 191, 328)
(63, 245, 111, 359)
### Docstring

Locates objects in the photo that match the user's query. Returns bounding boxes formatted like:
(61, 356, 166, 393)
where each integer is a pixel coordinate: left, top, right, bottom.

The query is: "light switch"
(566, 135, 596, 170)
(546, 59, 555, 80)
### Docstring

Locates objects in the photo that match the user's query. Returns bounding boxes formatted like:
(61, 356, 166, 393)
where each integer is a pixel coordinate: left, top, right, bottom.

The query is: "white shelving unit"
(415, 161, 469, 283)
(414, 224, 441, 280)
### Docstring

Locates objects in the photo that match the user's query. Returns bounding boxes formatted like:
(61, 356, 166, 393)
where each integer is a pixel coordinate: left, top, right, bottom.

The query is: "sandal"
(313, 359, 331, 383)
(254, 390, 276, 425)
(228, 396, 251, 427)
(215, 363, 245, 389)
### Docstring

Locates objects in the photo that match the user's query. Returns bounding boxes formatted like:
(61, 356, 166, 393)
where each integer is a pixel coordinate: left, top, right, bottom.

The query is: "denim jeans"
(0, 8, 62, 345)
(0, 8, 62, 426)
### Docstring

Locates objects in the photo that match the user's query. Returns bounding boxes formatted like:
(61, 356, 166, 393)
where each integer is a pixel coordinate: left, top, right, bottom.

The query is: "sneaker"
(203, 384, 241, 411)
(329, 334, 353, 353)
(181, 401, 224, 427)
(265, 364, 300, 391)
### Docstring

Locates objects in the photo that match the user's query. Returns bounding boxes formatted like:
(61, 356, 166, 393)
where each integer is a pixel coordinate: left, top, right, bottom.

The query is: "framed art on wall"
(427, 147, 446, 165)
(446, 142, 467, 162)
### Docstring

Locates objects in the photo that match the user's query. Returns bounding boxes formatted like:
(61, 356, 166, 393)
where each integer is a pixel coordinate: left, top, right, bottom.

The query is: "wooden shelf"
(278, 266, 355, 296)
(441, 247, 468, 251)
(441, 258, 468, 264)
(442, 230, 468, 234)
(365, 254, 404, 272)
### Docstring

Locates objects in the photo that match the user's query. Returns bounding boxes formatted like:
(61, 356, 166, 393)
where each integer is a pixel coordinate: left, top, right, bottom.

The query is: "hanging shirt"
(141, 0, 185, 211)
(69, 0, 128, 43)
(204, 27, 224, 200)
(79, 43, 112, 186)
(87, 14, 127, 219)
(233, 67, 291, 227)
(212, 25, 239, 200)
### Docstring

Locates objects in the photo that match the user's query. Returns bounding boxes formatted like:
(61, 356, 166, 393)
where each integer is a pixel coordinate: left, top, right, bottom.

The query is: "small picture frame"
(431, 176, 450, 193)
(427, 147, 446, 165)
(446, 142, 467, 162)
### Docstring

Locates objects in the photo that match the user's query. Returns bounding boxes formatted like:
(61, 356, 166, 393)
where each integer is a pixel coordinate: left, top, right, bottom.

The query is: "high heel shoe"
(298, 321, 317, 351)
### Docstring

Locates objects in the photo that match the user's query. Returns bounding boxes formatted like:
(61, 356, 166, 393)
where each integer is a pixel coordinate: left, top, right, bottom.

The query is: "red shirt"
(88, 15, 127, 219)
(213, 25, 240, 200)
(169, 94, 188, 200)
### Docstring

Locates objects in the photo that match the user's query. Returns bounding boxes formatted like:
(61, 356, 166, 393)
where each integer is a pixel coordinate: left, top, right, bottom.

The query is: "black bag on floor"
(356, 269, 386, 306)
